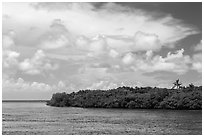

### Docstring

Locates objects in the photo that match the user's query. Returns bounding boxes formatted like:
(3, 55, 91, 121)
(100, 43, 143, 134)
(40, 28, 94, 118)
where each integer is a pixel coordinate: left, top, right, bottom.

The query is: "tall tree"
(171, 79, 182, 89)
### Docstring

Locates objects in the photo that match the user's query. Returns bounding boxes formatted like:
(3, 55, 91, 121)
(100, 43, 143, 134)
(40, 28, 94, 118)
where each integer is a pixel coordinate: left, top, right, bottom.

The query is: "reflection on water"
(2, 102, 202, 135)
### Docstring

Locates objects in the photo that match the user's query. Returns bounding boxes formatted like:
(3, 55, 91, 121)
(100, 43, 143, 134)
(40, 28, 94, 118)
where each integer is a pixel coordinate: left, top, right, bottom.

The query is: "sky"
(2, 2, 202, 100)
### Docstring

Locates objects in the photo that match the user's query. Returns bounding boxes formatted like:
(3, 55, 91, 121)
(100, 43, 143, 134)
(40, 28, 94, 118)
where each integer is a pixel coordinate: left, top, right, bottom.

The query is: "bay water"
(2, 102, 202, 135)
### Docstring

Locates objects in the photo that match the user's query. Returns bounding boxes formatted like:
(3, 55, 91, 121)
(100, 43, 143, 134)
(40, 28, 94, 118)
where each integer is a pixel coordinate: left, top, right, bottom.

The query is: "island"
(47, 82, 202, 110)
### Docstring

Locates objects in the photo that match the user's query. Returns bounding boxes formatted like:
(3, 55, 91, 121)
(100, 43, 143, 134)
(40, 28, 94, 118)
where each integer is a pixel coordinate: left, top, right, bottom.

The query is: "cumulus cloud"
(3, 77, 69, 93)
(32, 2, 94, 11)
(191, 53, 202, 73)
(82, 47, 193, 75)
(3, 3, 199, 50)
(3, 34, 59, 75)
(87, 80, 145, 90)
(133, 31, 161, 51)
(19, 50, 58, 75)
(145, 50, 153, 60)
(75, 35, 90, 50)
(2, 2, 202, 97)
(2, 35, 15, 49)
(122, 52, 135, 65)
(88, 35, 107, 56)
(3, 50, 20, 68)
(106, 36, 133, 53)
(106, 31, 161, 54)
(38, 19, 72, 49)
(194, 40, 202, 51)
(141, 49, 191, 74)
(75, 34, 108, 57)
(50, 3, 198, 42)
(2, 77, 70, 99)
(57, 80, 66, 88)
(40, 35, 70, 49)
(191, 40, 202, 73)
(109, 49, 119, 58)
(120, 49, 191, 75)
(75, 31, 162, 58)
(2, 31, 20, 68)
(3, 77, 52, 92)
(88, 80, 118, 90)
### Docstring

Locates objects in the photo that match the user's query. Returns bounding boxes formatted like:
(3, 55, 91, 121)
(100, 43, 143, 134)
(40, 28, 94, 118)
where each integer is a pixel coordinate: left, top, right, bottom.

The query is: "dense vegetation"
(47, 85, 202, 110)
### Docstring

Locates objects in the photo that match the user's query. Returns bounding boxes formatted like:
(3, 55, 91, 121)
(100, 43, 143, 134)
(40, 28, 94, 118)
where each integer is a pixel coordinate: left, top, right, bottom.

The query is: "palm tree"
(189, 83, 195, 88)
(189, 83, 195, 91)
(172, 79, 182, 89)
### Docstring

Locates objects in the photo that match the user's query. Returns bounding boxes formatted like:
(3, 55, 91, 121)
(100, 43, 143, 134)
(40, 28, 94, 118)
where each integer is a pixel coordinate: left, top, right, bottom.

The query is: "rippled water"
(2, 102, 202, 135)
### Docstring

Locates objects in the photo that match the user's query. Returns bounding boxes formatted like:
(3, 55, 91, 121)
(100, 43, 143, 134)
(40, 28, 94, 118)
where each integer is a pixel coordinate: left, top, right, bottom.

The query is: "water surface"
(2, 102, 202, 135)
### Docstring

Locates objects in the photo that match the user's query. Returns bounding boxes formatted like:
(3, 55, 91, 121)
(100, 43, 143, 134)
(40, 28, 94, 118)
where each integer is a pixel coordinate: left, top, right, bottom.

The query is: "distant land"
(47, 84, 202, 110)
(2, 100, 48, 102)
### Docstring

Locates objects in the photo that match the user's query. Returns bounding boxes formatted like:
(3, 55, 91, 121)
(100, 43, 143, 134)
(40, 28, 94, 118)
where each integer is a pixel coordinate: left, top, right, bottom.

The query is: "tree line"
(47, 84, 202, 110)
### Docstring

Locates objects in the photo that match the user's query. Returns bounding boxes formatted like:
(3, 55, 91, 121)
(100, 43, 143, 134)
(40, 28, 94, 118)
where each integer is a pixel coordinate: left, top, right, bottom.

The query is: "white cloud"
(192, 62, 202, 73)
(106, 36, 133, 54)
(140, 49, 191, 74)
(31, 81, 52, 91)
(89, 35, 107, 55)
(19, 50, 58, 75)
(2, 35, 15, 49)
(122, 52, 135, 65)
(133, 31, 161, 51)
(191, 40, 202, 73)
(109, 49, 119, 58)
(87, 80, 145, 90)
(192, 53, 202, 73)
(74, 30, 168, 59)
(119, 49, 191, 75)
(3, 50, 20, 68)
(38, 19, 72, 49)
(3, 30, 16, 48)
(88, 80, 118, 90)
(165, 49, 185, 60)
(3, 3, 199, 51)
(75, 35, 90, 50)
(40, 35, 70, 49)
(3, 77, 70, 94)
(2, 32, 20, 68)
(2, 2, 202, 97)
(76, 34, 108, 57)
(146, 50, 153, 60)
(194, 40, 202, 51)
(3, 77, 52, 92)
(57, 80, 66, 88)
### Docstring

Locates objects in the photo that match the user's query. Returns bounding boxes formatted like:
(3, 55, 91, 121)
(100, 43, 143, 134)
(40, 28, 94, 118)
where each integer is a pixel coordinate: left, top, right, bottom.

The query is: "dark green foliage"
(47, 85, 202, 110)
